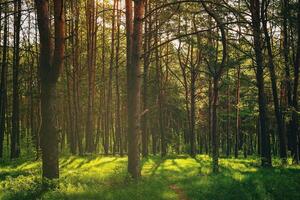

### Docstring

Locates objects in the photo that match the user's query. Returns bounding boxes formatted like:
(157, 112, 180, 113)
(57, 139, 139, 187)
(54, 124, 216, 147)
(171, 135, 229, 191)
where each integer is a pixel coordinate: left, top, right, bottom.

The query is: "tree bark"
(11, 0, 22, 159)
(200, 0, 227, 173)
(115, 0, 122, 156)
(141, 0, 151, 158)
(190, 46, 196, 158)
(35, 0, 65, 179)
(250, 0, 272, 167)
(226, 70, 231, 157)
(261, 0, 287, 164)
(235, 65, 240, 158)
(85, 0, 96, 153)
(211, 78, 219, 172)
(100, 0, 107, 155)
(291, 0, 300, 164)
(0, 3, 8, 159)
(126, 0, 144, 179)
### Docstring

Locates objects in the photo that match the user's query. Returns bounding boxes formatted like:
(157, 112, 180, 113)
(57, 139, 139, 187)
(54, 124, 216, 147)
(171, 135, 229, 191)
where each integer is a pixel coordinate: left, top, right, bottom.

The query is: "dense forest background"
(0, 0, 300, 189)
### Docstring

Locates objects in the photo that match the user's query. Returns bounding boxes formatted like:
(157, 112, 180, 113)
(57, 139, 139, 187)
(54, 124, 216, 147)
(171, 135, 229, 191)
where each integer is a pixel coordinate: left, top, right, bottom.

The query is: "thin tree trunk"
(71, 0, 82, 155)
(11, 0, 21, 159)
(141, 0, 150, 158)
(190, 50, 196, 158)
(105, 0, 117, 155)
(0, 3, 8, 159)
(212, 78, 219, 172)
(115, 0, 122, 156)
(156, 28, 166, 157)
(208, 78, 212, 155)
(85, 0, 96, 153)
(226, 70, 230, 157)
(100, 0, 107, 155)
(235, 65, 240, 158)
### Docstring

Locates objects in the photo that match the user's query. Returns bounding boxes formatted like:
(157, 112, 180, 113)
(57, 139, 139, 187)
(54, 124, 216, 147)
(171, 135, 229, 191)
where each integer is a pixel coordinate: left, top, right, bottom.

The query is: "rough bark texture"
(250, 0, 272, 167)
(35, 0, 65, 179)
(126, 0, 144, 179)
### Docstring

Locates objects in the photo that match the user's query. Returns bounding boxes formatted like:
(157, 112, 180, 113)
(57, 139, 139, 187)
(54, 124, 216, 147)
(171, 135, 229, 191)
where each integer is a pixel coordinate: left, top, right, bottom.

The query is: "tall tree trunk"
(226, 70, 231, 157)
(126, 0, 144, 179)
(71, 0, 82, 155)
(250, 0, 272, 167)
(34, 13, 41, 159)
(291, 0, 300, 163)
(200, 0, 227, 173)
(235, 65, 240, 158)
(211, 78, 219, 172)
(156, 26, 166, 157)
(282, 0, 292, 107)
(85, 0, 96, 153)
(190, 51, 196, 158)
(115, 0, 122, 156)
(282, 0, 293, 159)
(35, 0, 65, 179)
(11, 0, 22, 159)
(100, 0, 107, 155)
(261, 0, 287, 164)
(141, 0, 150, 158)
(66, 55, 76, 154)
(105, 0, 117, 155)
(208, 78, 212, 155)
(0, 3, 8, 159)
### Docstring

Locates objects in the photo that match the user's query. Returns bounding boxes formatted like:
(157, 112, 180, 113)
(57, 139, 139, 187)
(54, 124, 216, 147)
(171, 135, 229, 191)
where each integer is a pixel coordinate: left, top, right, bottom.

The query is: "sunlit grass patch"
(1, 155, 300, 200)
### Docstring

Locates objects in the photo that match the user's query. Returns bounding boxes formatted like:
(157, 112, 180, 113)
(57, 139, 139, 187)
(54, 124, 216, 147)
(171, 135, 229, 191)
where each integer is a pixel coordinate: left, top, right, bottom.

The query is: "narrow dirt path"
(169, 184, 188, 200)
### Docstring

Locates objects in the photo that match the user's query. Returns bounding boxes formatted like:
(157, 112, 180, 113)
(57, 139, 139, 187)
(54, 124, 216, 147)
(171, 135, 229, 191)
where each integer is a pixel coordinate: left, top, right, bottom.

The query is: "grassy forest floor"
(1, 155, 300, 200)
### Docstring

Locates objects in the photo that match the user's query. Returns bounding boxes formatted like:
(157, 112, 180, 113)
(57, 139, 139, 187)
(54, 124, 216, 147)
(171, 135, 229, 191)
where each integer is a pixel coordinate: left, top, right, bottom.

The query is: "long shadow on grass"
(0, 170, 32, 181)
(59, 157, 78, 168)
(90, 158, 119, 169)
(190, 157, 300, 200)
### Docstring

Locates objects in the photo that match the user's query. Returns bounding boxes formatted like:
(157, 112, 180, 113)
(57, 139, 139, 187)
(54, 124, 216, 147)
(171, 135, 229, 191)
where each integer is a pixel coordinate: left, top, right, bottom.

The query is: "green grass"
(1, 155, 300, 200)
